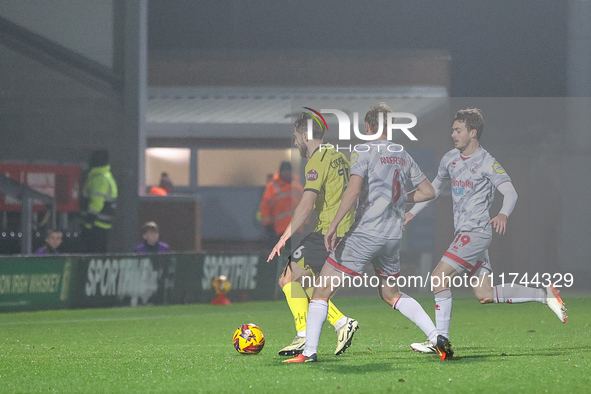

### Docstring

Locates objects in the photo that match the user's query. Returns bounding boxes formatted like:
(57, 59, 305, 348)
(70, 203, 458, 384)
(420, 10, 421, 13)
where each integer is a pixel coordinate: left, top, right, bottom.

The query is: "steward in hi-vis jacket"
(81, 150, 118, 253)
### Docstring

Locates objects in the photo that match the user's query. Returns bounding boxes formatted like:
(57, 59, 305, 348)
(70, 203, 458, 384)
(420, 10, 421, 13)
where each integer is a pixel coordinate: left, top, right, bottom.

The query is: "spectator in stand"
(34, 229, 63, 255)
(135, 221, 170, 254)
(149, 172, 174, 196)
(160, 172, 174, 193)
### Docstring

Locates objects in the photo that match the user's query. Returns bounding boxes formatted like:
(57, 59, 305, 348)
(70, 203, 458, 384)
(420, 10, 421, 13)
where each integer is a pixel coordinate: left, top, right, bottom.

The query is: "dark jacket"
(134, 242, 170, 254)
(34, 245, 59, 255)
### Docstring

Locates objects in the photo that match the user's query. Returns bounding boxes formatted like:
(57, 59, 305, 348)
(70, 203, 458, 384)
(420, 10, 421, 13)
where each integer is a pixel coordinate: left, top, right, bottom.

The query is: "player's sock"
(493, 285, 545, 304)
(394, 293, 439, 345)
(305, 286, 347, 329)
(434, 288, 452, 339)
(302, 299, 328, 357)
(327, 302, 346, 330)
(282, 282, 310, 334)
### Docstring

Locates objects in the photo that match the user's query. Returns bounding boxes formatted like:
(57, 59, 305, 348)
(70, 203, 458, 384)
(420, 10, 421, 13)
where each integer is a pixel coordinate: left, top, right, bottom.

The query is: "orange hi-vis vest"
(149, 186, 168, 196)
(260, 173, 303, 235)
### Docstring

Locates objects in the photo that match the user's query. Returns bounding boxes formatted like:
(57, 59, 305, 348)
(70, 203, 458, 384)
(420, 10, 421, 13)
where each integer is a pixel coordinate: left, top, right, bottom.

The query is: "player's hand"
(267, 238, 286, 262)
(403, 212, 415, 231)
(489, 214, 507, 235)
(324, 227, 338, 252)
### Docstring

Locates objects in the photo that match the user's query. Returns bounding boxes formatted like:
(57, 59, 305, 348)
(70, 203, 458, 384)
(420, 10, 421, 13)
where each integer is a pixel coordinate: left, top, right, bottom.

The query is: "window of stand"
(197, 149, 297, 186)
(145, 148, 190, 187)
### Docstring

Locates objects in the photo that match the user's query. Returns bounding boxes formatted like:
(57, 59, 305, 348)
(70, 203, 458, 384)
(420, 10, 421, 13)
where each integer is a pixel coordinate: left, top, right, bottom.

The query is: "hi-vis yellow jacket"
(82, 165, 118, 230)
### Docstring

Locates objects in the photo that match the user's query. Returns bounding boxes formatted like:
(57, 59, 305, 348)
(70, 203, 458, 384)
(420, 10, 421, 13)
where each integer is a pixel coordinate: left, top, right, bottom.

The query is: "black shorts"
(288, 232, 333, 275)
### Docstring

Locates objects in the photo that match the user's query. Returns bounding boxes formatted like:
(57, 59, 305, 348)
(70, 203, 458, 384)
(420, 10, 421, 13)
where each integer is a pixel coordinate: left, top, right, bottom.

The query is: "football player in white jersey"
(285, 103, 454, 363)
(405, 108, 567, 355)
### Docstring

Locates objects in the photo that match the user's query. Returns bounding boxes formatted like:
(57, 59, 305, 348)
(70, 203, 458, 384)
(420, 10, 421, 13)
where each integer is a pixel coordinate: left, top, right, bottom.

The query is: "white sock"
(297, 330, 306, 338)
(494, 285, 545, 304)
(333, 316, 348, 331)
(434, 288, 452, 340)
(302, 299, 328, 357)
(394, 294, 439, 346)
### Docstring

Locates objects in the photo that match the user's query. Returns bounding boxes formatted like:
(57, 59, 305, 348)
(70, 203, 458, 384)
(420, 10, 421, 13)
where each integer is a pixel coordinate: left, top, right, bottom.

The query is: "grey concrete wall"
(149, 49, 451, 91)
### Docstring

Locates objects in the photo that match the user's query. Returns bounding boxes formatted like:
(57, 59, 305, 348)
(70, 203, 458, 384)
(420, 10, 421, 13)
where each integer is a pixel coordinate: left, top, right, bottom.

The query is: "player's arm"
(489, 181, 518, 235)
(266, 190, 316, 261)
(404, 177, 447, 227)
(407, 178, 435, 204)
(324, 174, 363, 252)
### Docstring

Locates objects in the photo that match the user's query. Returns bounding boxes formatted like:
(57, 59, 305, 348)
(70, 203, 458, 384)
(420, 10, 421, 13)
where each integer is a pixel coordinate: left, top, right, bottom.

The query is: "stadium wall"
(148, 49, 451, 90)
(0, 253, 282, 313)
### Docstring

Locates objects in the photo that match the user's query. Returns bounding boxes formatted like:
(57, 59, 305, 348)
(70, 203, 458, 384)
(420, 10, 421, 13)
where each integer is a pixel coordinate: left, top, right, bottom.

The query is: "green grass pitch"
(1, 297, 589, 393)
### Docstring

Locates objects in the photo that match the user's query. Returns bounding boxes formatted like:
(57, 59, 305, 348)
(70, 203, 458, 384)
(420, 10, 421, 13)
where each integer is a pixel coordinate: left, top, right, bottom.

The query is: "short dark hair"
(294, 112, 325, 140)
(45, 228, 62, 238)
(89, 150, 109, 168)
(365, 102, 393, 133)
(141, 221, 159, 235)
(453, 108, 484, 140)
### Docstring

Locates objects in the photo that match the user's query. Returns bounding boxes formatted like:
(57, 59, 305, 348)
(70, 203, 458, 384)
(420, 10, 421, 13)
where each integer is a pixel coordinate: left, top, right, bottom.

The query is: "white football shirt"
(437, 146, 511, 235)
(349, 142, 426, 239)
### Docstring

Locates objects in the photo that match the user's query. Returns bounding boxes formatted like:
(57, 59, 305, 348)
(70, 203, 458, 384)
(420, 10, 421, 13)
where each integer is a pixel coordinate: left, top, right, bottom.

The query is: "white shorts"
(441, 232, 493, 277)
(326, 232, 401, 277)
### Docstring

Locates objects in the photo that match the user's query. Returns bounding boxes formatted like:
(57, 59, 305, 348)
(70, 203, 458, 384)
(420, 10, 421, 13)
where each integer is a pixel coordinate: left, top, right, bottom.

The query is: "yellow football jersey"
(303, 145, 354, 237)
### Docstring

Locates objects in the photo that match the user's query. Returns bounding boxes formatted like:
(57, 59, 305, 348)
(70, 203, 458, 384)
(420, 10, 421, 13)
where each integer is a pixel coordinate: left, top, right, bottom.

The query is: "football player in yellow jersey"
(267, 112, 358, 357)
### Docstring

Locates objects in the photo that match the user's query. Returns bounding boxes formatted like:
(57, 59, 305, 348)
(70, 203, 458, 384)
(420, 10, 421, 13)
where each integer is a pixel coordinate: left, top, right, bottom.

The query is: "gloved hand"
(85, 212, 98, 226)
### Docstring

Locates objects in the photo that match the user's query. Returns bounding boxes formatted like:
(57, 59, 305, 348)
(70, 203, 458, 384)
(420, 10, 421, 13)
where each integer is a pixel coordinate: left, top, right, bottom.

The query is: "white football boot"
(545, 284, 567, 323)
(410, 340, 437, 353)
(278, 336, 306, 356)
(335, 318, 359, 355)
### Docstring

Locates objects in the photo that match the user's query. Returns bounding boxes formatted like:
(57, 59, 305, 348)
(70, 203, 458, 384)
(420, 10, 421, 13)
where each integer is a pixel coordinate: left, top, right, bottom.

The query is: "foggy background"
(149, 0, 568, 97)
